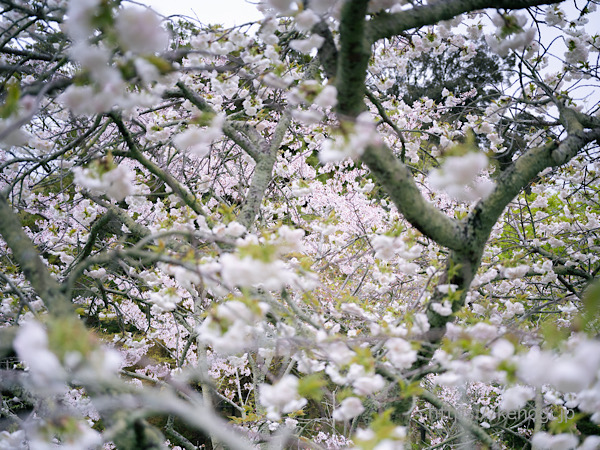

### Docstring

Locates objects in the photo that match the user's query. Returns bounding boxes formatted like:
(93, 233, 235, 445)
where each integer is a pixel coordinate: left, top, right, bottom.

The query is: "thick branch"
(0, 46, 55, 61)
(314, 21, 338, 80)
(336, 0, 371, 117)
(367, 0, 562, 43)
(0, 195, 71, 316)
(421, 126, 599, 336)
(420, 124, 600, 360)
(237, 111, 291, 228)
(468, 128, 600, 248)
(362, 143, 464, 251)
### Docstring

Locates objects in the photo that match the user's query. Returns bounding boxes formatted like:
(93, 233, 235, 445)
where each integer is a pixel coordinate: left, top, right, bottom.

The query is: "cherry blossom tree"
(1, 0, 599, 448)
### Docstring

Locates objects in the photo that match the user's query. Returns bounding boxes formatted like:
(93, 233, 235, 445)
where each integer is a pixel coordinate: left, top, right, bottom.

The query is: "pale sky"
(140, 0, 264, 26)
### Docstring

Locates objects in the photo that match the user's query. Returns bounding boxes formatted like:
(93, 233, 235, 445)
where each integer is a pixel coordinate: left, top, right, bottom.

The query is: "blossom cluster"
(0, 0, 599, 449)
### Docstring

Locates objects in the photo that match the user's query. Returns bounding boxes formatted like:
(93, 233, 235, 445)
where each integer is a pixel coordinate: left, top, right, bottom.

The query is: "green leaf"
(499, 14, 524, 38)
(0, 82, 20, 119)
(144, 55, 174, 75)
(540, 321, 570, 349)
(548, 411, 584, 434)
(297, 374, 326, 401)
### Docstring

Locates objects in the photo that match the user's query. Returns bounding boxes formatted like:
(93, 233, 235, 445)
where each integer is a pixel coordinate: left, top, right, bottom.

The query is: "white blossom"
(13, 320, 66, 394)
(565, 36, 590, 65)
(71, 348, 123, 382)
(73, 164, 136, 201)
(173, 114, 225, 157)
(332, 397, 364, 421)
(313, 85, 338, 109)
(353, 374, 386, 395)
(267, 0, 296, 13)
(427, 152, 495, 202)
(225, 221, 247, 237)
(0, 430, 26, 449)
(59, 85, 113, 115)
(274, 225, 305, 253)
(29, 420, 102, 450)
(434, 372, 464, 386)
(467, 322, 497, 341)
(197, 300, 268, 354)
(385, 338, 417, 369)
(294, 9, 321, 32)
(218, 300, 267, 323)
(371, 235, 397, 260)
(147, 290, 180, 313)
(0, 119, 31, 149)
(491, 339, 515, 359)
(262, 72, 293, 89)
(517, 348, 556, 387)
(411, 313, 430, 335)
(68, 42, 112, 82)
(579, 436, 600, 450)
(87, 268, 107, 280)
(552, 357, 595, 393)
(485, 13, 536, 57)
(243, 97, 260, 116)
(220, 253, 298, 291)
(115, 7, 169, 54)
(545, 6, 566, 27)
(437, 284, 458, 294)
(341, 302, 367, 318)
(289, 34, 325, 54)
(134, 57, 161, 83)
(499, 386, 535, 411)
(320, 112, 379, 163)
(531, 432, 578, 450)
(145, 124, 170, 143)
(259, 375, 307, 420)
(431, 300, 453, 316)
(292, 109, 324, 125)
(64, 0, 100, 40)
(503, 301, 525, 318)
(324, 342, 356, 367)
(504, 264, 530, 279)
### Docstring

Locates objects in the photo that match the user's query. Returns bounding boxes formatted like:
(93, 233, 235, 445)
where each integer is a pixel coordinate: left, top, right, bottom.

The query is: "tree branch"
(237, 111, 291, 228)
(362, 143, 464, 251)
(468, 127, 600, 249)
(170, 81, 262, 162)
(0, 195, 71, 316)
(314, 20, 338, 80)
(336, 0, 371, 118)
(109, 112, 206, 217)
(419, 388, 502, 450)
(367, 0, 562, 43)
